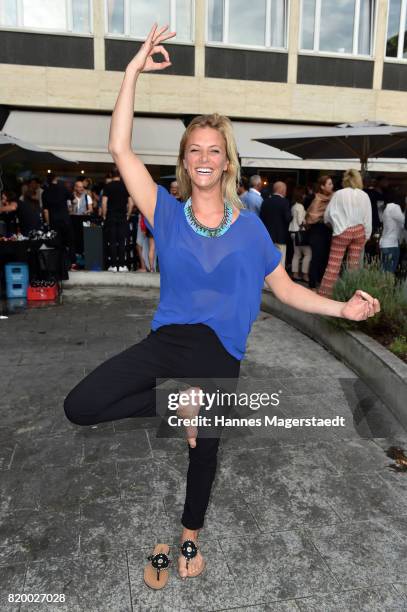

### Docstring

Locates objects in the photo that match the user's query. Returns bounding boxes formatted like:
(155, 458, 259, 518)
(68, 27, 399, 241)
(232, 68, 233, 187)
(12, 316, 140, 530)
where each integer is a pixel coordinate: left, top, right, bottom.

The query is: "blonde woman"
(63, 25, 380, 588)
(319, 169, 372, 297)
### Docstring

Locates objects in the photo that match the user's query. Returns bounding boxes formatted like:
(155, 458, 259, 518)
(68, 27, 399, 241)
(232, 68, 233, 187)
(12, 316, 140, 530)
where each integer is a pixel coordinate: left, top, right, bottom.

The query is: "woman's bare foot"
(176, 386, 203, 448)
(178, 528, 205, 579)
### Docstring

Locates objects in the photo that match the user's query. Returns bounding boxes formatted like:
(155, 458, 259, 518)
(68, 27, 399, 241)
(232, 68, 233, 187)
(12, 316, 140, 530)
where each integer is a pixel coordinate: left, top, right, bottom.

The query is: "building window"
(0, 0, 18, 27)
(207, 0, 288, 49)
(300, 0, 375, 56)
(386, 0, 407, 59)
(106, 0, 193, 42)
(0, 0, 92, 33)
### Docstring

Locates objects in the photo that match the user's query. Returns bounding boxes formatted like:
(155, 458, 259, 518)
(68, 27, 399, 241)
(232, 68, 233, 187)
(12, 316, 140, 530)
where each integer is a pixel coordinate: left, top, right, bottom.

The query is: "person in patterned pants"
(318, 169, 371, 297)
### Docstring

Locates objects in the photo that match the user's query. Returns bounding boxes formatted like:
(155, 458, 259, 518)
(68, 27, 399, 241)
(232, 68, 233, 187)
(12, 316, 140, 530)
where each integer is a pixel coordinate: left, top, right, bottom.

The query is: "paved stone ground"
(1, 287, 407, 612)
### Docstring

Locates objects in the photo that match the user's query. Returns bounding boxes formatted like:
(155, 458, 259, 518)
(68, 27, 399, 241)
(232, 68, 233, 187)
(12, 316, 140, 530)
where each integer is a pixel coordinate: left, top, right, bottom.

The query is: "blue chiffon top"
(145, 186, 281, 360)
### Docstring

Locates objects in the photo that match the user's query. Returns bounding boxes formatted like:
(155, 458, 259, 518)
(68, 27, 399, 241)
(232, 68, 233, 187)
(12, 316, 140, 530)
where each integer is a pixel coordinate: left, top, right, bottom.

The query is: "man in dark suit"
(260, 181, 292, 269)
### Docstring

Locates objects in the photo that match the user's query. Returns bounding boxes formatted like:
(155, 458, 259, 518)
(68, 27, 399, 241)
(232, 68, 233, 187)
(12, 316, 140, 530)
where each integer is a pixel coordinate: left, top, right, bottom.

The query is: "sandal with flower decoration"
(179, 539, 206, 579)
(144, 543, 172, 589)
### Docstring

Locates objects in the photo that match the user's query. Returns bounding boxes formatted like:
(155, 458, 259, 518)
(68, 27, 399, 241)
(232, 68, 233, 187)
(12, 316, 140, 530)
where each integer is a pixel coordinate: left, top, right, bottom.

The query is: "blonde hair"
(342, 168, 363, 190)
(176, 113, 243, 209)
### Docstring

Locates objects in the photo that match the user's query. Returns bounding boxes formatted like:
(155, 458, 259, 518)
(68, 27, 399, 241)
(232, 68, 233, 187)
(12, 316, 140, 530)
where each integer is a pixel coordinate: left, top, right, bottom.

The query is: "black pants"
(63, 324, 241, 530)
(71, 215, 85, 256)
(129, 213, 140, 269)
(50, 217, 76, 265)
(106, 219, 128, 268)
(308, 223, 332, 288)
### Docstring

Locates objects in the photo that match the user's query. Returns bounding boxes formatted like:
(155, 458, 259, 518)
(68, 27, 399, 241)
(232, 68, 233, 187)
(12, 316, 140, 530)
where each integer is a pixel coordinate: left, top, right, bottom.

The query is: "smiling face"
(74, 181, 84, 195)
(183, 127, 229, 194)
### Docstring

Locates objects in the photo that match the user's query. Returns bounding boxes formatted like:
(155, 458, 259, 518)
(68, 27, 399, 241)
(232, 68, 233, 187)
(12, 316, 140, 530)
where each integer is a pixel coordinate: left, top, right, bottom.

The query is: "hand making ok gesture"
(128, 23, 176, 74)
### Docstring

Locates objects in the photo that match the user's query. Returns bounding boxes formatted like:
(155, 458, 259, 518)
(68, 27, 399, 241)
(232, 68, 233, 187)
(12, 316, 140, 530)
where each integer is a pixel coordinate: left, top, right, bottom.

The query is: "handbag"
(294, 224, 309, 247)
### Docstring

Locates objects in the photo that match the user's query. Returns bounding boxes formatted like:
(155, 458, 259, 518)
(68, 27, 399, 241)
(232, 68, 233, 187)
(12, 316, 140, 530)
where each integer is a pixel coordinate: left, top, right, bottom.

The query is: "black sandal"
(144, 544, 172, 589)
(180, 540, 206, 578)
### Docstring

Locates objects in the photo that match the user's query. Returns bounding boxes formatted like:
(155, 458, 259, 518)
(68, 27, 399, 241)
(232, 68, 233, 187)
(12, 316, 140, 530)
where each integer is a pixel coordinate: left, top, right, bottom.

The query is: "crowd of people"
(1, 167, 406, 292)
(239, 170, 407, 297)
(0, 170, 180, 273)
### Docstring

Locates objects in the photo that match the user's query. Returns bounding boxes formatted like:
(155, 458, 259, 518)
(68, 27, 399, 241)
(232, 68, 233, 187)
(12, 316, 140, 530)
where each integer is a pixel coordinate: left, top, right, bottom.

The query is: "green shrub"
(389, 336, 407, 358)
(330, 261, 407, 337)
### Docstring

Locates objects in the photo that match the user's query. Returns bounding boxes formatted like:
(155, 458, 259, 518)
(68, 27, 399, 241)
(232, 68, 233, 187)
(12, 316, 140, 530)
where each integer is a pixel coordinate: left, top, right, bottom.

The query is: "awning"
(3, 111, 186, 165)
(232, 120, 407, 172)
(4, 111, 407, 172)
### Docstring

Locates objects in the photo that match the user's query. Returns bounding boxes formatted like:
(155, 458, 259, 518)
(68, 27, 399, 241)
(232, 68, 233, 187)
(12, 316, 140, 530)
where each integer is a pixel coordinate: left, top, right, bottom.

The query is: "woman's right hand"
(127, 23, 176, 74)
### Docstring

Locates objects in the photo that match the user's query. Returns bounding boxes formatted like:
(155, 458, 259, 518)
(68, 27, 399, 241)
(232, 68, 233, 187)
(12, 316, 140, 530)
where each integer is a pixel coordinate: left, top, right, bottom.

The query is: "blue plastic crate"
(6, 282, 27, 298)
(5, 263, 29, 298)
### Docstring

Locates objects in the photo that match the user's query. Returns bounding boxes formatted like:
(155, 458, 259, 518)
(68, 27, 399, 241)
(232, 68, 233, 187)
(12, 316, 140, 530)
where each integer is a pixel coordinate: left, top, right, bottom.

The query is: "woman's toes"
(178, 557, 188, 578)
(187, 552, 204, 576)
(178, 546, 204, 578)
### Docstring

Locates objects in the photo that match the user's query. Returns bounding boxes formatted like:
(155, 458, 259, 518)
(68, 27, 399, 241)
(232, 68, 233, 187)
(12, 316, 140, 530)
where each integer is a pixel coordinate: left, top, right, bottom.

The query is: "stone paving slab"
(117, 455, 187, 500)
(303, 516, 407, 589)
(218, 530, 340, 603)
(21, 550, 131, 612)
(1, 288, 407, 611)
(293, 585, 407, 611)
(81, 429, 152, 464)
(11, 434, 84, 471)
(0, 507, 81, 565)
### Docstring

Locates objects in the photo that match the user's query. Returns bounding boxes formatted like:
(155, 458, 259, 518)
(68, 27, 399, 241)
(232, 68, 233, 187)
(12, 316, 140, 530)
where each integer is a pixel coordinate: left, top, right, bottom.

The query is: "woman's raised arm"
(108, 23, 175, 228)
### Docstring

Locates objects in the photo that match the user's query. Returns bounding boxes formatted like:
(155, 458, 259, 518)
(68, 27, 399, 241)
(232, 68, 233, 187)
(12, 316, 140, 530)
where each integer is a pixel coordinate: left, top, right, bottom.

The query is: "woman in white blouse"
(289, 186, 312, 282)
(380, 193, 406, 273)
(319, 169, 372, 297)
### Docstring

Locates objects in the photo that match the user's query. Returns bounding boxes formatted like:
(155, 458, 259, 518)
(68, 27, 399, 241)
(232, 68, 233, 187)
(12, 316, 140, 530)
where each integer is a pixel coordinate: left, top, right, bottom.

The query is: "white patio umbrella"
(255, 121, 407, 175)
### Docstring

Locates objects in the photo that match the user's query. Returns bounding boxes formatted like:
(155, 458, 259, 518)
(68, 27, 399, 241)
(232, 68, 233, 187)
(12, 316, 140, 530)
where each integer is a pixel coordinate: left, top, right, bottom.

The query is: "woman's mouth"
(195, 168, 213, 175)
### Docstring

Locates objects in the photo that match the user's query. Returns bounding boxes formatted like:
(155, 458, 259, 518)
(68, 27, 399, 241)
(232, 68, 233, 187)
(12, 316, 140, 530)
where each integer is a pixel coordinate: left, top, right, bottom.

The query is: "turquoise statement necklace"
(184, 197, 233, 238)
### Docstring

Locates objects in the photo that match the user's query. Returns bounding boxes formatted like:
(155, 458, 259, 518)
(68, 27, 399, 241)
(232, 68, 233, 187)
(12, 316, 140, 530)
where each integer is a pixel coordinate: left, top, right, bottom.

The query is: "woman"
(319, 169, 372, 297)
(289, 186, 312, 282)
(305, 175, 334, 289)
(63, 24, 380, 587)
(379, 193, 406, 273)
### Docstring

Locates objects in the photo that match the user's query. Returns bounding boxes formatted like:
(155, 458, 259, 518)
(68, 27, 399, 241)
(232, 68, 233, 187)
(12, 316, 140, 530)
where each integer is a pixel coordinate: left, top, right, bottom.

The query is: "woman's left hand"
(340, 290, 380, 321)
